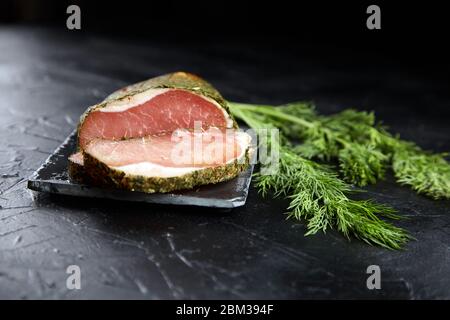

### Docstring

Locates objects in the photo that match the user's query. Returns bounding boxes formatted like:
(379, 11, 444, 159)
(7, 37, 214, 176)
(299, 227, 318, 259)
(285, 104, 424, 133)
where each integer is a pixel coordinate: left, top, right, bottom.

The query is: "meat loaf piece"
(69, 72, 251, 192)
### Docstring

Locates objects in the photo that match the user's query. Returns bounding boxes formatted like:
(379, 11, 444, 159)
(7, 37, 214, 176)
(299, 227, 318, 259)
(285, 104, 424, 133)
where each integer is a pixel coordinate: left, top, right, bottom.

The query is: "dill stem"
(230, 102, 349, 148)
(229, 102, 314, 128)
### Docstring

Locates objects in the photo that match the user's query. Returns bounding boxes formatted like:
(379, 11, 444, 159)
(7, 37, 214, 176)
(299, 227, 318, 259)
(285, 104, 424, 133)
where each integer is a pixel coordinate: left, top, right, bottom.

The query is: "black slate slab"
(27, 131, 255, 208)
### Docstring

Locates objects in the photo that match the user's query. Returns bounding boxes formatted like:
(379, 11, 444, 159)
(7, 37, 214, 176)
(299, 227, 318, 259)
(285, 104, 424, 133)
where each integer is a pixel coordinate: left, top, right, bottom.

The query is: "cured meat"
(78, 89, 234, 149)
(69, 72, 250, 193)
(78, 72, 235, 149)
(83, 130, 251, 193)
(85, 129, 246, 168)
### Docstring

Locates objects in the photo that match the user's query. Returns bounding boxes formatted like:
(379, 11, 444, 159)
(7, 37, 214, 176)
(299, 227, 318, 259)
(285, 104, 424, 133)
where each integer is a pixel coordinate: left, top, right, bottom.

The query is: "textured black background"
(0, 1, 449, 299)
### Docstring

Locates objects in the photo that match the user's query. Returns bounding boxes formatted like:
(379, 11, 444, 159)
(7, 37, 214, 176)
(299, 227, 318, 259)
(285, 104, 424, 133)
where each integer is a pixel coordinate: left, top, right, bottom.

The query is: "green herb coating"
(67, 157, 87, 183)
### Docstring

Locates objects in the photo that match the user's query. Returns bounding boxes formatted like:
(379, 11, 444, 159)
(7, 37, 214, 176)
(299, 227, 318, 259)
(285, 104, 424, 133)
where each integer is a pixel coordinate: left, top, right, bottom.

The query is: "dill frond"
(391, 142, 450, 199)
(229, 102, 412, 249)
(229, 101, 450, 198)
(338, 143, 387, 186)
(255, 146, 410, 249)
(228, 99, 449, 248)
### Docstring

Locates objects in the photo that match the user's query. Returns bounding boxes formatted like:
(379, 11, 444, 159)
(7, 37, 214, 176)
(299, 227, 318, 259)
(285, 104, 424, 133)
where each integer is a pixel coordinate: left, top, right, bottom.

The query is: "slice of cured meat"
(83, 129, 252, 193)
(78, 72, 235, 149)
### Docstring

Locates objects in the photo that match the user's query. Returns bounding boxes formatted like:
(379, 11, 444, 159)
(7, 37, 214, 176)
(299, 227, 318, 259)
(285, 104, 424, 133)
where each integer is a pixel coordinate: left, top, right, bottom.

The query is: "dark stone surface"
(0, 26, 449, 299)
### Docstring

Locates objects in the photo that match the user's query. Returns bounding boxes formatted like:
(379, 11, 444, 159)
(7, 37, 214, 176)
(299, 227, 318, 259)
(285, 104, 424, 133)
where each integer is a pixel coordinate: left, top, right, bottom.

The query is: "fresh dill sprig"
(229, 101, 450, 198)
(229, 102, 411, 249)
(338, 144, 387, 186)
(389, 140, 450, 199)
(229, 103, 388, 185)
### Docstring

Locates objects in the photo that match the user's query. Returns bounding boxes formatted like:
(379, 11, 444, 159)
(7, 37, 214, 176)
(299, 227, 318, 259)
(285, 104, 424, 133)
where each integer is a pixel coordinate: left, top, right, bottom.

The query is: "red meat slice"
(84, 129, 249, 172)
(78, 89, 232, 149)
